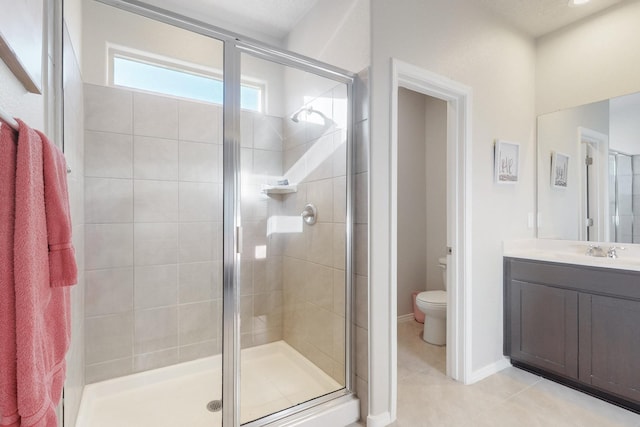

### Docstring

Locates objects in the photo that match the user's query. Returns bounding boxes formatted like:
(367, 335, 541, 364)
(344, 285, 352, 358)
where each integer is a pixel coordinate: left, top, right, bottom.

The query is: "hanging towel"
(40, 126, 77, 288)
(0, 123, 19, 427)
(0, 120, 77, 427)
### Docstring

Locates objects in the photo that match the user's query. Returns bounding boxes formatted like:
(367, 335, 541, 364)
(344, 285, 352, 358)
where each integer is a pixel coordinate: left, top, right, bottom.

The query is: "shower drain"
(207, 399, 223, 412)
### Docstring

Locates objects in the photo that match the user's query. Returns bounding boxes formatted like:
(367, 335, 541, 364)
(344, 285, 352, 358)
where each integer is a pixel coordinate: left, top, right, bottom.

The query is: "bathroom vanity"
(503, 248, 640, 412)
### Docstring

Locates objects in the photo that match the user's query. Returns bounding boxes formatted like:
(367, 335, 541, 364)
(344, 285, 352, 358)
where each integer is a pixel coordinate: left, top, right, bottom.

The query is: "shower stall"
(77, 1, 357, 425)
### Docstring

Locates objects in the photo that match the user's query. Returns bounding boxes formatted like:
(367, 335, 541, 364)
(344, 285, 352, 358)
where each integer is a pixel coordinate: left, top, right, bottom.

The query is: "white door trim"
(577, 127, 609, 242)
(389, 59, 473, 419)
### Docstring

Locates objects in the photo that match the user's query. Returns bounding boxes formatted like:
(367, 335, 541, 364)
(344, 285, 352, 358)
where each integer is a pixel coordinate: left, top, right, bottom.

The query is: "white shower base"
(76, 341, 356, 427)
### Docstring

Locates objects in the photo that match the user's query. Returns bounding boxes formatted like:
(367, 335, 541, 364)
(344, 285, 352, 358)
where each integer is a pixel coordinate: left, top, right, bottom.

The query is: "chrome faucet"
(607, 246, 625, 259)
(586, 245, 606, 257)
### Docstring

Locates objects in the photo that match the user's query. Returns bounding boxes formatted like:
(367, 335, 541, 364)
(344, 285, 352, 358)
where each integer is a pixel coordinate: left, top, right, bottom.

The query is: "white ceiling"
(140, 0, 625, 41)
(477, 0, 624, 37)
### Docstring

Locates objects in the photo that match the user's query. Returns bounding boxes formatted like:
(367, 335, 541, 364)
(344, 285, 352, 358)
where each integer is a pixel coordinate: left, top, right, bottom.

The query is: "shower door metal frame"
(93, 1, 357, 426)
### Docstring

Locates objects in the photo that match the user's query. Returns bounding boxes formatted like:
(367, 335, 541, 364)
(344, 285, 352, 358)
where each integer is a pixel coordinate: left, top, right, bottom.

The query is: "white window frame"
(107, 44, 265, 112)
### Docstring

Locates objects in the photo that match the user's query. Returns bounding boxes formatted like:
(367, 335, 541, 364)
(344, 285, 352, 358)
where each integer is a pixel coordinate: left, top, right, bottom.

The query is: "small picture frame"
(551, 151, 569, 189)
(494, 140, 520, 184)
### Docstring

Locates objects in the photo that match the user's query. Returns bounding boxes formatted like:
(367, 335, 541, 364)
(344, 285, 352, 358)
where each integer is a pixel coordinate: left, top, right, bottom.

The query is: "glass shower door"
(234, 50, 351, 424)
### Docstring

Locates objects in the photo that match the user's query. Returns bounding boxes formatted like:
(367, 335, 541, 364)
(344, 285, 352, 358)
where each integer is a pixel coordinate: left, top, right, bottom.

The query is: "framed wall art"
(551, 151, 569, 189)
(494, 140, 520, 184)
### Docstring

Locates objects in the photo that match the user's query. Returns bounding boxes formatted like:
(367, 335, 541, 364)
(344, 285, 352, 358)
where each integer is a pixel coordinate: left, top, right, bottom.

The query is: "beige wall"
(397, 88, 427, 317)
(424, 96, 447, 292)
(82, 0, 222, 86)
(536, 0, 640, 114)
(64, 0, 83, 65)
(396, 90, 448, 316)
(81, 1, 286, 116)
(0, 55, 45, 131)
(285, 0, 369, 74)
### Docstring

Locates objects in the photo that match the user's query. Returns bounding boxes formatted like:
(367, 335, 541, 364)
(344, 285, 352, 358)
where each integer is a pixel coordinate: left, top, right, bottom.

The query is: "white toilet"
(415, 256, 448, 345)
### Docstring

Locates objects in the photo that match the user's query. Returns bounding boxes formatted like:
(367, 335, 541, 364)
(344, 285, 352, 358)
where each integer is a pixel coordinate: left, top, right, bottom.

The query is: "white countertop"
(503, 239, 640, 272)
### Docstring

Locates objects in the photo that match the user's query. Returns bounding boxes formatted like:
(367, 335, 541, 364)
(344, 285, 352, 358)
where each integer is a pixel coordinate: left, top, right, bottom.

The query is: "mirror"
(537, 92, 640, 243)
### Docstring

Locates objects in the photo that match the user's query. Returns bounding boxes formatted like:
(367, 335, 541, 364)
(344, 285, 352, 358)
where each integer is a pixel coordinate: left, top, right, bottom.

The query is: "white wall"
(424, 96, 447, 292)
(370, 0, 536, 420)
(610, 94, 640, 155)
(285, 0, 369, 74)
(82, 0, 222, 85)
(537, 101, 609, 240)
(536, 0, 640, 115)
(397, 88, 427, 317)
(0, 59, 45, 130)
(64, 0, 83, 65)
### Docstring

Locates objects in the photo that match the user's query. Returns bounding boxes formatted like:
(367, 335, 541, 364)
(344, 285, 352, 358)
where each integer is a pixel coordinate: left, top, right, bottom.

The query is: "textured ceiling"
(477, 0, 624, 37)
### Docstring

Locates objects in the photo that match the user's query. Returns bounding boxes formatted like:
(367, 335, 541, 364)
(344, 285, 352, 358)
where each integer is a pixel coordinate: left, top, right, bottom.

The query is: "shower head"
(290, 105, 314, 123)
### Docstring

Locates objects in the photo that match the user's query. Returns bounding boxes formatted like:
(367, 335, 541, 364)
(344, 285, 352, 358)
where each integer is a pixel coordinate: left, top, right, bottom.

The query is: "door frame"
(389, 59, 473, 419)
(85, 2, 360, 426)
(577, 127, 609, 242)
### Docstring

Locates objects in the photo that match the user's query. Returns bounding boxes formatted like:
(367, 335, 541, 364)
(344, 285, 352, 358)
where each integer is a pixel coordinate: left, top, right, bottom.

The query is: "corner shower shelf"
(261, 184, 298, 195)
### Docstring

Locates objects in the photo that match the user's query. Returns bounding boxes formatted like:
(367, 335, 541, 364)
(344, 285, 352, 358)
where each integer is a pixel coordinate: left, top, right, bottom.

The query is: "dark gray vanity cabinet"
(504, 257, 640, 411)
(578, 293, 640, 403)
(508, 280, 578, 379)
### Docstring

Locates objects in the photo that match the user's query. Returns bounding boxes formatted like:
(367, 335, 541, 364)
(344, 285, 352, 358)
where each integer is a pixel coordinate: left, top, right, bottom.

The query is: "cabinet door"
(510, 280, 579, 379)
(579, 294, 640, 401)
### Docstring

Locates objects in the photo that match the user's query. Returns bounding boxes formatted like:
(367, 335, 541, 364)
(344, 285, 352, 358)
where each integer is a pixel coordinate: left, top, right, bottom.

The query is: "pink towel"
(1, 123, 19, 426)
(0, 120, 77, 427)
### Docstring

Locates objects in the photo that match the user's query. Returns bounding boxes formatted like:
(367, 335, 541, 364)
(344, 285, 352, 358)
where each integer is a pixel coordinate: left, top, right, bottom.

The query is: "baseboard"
(367, 412, 392, 427)
(467, 357, 511, 384)
(397, 313, 415, 323)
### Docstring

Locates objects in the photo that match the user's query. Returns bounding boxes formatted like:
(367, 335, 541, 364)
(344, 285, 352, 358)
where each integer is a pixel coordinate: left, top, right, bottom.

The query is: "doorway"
(389, 59, 472, 420)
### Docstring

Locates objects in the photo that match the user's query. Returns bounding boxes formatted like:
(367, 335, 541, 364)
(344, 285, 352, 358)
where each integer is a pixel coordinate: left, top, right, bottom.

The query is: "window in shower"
(110, 51, 263, 111)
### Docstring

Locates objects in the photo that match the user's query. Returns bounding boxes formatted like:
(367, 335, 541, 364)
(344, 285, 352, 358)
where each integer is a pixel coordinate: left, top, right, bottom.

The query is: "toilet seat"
(416, 290, 446, 306)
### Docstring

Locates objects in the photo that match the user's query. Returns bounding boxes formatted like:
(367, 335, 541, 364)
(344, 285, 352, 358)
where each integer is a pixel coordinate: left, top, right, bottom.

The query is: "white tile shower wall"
(239, 110, 285, 349)
(83, 84, 285, 383)
(278, 80, 357, 387)
(84, 84, 222, 383)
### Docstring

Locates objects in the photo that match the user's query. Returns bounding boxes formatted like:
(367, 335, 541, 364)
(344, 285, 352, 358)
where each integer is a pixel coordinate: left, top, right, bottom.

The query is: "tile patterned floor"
(387, 319, 640, 427)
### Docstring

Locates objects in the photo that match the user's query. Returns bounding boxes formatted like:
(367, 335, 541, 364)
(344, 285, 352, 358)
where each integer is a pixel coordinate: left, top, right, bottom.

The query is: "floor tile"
(395, 319, 640, 427)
